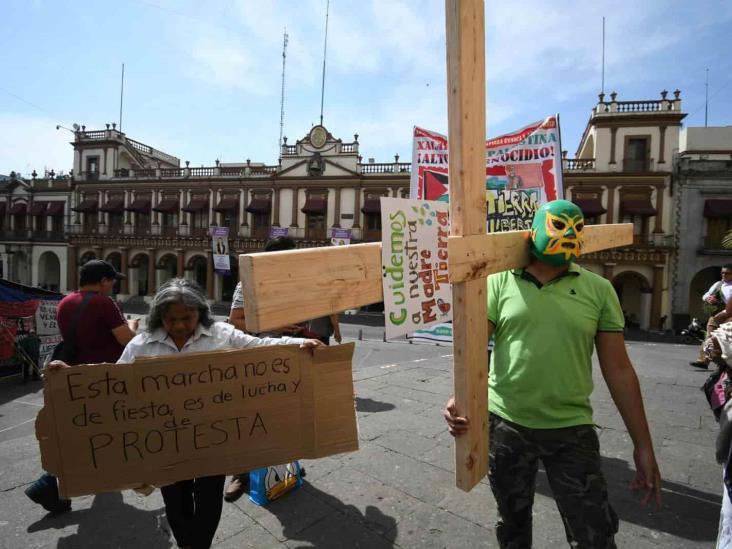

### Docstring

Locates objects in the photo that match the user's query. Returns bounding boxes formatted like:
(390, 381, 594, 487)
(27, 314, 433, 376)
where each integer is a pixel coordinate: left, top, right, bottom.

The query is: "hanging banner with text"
(36, 344, 358, 497)
(35, 300, 60, 336)
(331, 228, 352, 247)
(409, 115, 563, 232)
(210, 226, 231, 274)
(380, 197, 451, 340)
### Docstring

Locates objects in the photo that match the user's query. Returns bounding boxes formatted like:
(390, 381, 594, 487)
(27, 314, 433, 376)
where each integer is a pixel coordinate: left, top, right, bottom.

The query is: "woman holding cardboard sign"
(121, 278, 322, 549)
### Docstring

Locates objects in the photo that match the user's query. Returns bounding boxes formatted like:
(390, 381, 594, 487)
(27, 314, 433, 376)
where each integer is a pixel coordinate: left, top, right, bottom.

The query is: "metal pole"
(319, 0, 330, 125)
(705, 68, 709, 127)
(119, 63, 125, 131)
(601, 17, 605, 94)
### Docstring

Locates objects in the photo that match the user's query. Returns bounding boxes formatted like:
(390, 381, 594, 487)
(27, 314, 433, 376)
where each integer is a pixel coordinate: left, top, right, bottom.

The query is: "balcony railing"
(79, 130, 107, 140)
(0, 229, 67, 242)
(616, 100, 665, 113)
(564, 158, 596, 171)
(161, 168, 183, 178)
(359, 162, 411, 174)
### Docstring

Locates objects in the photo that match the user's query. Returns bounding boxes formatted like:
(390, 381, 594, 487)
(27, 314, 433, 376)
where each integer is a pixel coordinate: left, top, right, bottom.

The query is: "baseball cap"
(79, 259, 126, 285)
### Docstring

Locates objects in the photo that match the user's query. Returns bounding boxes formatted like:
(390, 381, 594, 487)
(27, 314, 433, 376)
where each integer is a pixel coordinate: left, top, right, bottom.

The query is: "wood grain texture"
(445, 0, 489, 492)
(239, 243, 382, 332)
(447, 223, 633, 283)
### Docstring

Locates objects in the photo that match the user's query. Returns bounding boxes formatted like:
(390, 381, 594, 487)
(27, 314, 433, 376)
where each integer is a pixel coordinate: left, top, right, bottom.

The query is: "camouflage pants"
(489, 413, 618, 549)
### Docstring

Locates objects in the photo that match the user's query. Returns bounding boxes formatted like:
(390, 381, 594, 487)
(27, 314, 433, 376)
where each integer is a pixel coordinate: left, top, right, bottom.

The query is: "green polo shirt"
(487, 263, 625, 429)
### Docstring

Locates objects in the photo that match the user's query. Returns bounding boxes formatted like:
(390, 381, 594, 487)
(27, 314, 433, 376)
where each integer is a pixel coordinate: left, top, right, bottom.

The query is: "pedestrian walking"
(691, 264, 732, 369)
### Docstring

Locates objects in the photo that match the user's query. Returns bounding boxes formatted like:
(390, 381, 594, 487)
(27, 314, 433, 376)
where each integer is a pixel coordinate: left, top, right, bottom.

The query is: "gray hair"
(146, 278, 214, 333)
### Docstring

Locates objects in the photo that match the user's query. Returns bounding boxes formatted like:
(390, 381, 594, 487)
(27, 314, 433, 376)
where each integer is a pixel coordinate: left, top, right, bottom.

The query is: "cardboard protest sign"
(36, 343, 358, 497)
(381, 197, 451, 340)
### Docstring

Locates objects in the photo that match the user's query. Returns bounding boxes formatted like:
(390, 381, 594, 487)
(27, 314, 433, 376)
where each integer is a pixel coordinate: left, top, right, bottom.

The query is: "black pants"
(488, 413, 618, 549)
(160, 475, 226, 549)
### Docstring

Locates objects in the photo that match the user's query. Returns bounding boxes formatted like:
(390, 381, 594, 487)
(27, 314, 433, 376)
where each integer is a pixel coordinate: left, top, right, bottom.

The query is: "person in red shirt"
(25, 259, 137, 514)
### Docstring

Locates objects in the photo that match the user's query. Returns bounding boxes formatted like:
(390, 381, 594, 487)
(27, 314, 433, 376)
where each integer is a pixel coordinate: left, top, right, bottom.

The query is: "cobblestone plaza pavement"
(0, 335, 723, 548)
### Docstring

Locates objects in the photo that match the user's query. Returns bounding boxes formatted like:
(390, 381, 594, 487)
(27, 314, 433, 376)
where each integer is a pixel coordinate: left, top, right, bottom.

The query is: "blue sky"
(2, 0, 731, 177)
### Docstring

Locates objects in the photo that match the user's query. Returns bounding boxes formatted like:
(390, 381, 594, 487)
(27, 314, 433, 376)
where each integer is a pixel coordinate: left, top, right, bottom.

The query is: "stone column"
(290, 187, 299, 228)
(206, 250, 214, 299)
(120, 247, 129, 294)
(602, 262, 615, 281)
(658, 126, 667, 165)
(606, 186, 615, 225)
(273, 187, 281, 227)
(241, 189, 249, 228)
(67, 244, 78, 291)
(653, 184, 664, 234)
(176, 248, 185, 278)
(353, 186, 362, 229)
(650, 263, 665, 331)
(147, 248, 156, 296)
(333, 187, 341, 228)
(609, 128, 617, 165)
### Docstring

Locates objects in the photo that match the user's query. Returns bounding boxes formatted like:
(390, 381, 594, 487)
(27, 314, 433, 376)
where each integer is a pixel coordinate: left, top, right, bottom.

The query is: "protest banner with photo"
(330, 228, 351, 246)
(409, 115, 563, 232)
(381, 197, 451, 340)
(36, 344, 358, 497)
(210, 227, 230, 274)
(39, 334, 63, 367)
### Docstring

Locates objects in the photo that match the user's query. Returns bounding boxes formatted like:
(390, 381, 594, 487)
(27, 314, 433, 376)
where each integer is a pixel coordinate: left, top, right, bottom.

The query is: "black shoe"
(25, 475, 71, 514)
(690, 361, 709, 369)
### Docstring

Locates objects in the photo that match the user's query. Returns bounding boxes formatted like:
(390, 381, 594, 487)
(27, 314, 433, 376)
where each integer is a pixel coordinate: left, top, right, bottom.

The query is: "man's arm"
(595, 331, 661, 506)
(112, 319, 137, 346)
(229, 307, 248, 332)
(703, 281, 721, 304)
(330, 314, 342, 344)
(712, 295, 732, 325)
(443, 320, 495, 435)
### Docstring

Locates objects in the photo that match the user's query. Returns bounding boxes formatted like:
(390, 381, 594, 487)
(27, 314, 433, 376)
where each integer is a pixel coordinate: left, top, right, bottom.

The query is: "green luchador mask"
(530, 199, 585, 266)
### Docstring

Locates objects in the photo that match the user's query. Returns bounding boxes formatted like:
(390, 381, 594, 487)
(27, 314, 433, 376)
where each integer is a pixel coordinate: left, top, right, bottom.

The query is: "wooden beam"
(448, 223, 633, 283)
(239, 243, 382, 332)
(445, 0, 488, 492)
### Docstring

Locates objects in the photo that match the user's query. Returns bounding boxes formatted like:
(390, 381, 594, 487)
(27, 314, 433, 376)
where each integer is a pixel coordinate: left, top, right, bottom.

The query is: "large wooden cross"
(239, 0, 632, 492)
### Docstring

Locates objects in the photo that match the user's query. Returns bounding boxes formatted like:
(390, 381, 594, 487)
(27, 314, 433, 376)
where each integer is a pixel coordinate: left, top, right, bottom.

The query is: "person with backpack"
(25, 260, 137, 514)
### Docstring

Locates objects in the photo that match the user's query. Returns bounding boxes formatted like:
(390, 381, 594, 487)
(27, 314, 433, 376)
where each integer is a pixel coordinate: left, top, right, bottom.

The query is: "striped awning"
(572, 198, 606, 217)
(9, 202, 27, 215)
(46, 202, 65, 216)
(703, 199, 732, 218)
(125, 198, 151, 214)
(213, 196, 239, 212)
(72, 199, 98, 213)
(620, 198, 657, 216)
(29, 202, 48, 216)
(182, 196, 209, 212)
(153, 198, 180, 213)
(100, 198, 125, 213)
(361, 198, 382, 215)
(301, 197, 327, 215)
(245, 197, 271, 214)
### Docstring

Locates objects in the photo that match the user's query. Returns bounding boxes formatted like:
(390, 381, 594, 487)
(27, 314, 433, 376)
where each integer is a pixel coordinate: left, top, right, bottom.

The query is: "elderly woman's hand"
(46, 360, 71, 371)
(300, 339, 325, 353)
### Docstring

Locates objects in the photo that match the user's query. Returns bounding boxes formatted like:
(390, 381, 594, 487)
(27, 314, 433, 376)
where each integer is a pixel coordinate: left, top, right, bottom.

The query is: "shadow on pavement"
(535, 455, 721, 543)
(0, 377, 42, 407)
(27, 491, 172, 548)
(265, 482, 398, 548)
(355, 397, 396, 413)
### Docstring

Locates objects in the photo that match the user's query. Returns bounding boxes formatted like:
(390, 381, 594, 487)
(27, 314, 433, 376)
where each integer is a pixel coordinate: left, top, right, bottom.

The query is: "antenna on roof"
(319, 0, 330, 126)
(279, 29, 289, 152)
(119, 63, 125, 131)
(601, 17, 606, 94)
(705, 67, 709, 127)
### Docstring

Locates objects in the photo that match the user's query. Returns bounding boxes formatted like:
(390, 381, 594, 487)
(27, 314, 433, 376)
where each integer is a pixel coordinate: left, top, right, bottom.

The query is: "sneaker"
(690, 361, 709, 369)
(25, 474, 72, 514)
(224, 474, 250, 503)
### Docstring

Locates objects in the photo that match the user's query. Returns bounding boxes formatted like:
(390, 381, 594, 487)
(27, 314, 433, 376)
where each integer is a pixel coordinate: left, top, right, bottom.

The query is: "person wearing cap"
(25, 259, 138, 514)
(443, 200, 660, 548)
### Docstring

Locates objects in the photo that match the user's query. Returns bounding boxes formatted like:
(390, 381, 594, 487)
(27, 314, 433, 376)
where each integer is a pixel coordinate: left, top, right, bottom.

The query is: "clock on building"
(309, 125, 328, 149)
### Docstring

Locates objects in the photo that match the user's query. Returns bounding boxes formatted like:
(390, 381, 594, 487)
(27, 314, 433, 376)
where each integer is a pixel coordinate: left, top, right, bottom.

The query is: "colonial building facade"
(66, 125, 410, 302)
(0, 172, 72, 292)
(672, 127, 732, 328)
(563, 90, 685, 331)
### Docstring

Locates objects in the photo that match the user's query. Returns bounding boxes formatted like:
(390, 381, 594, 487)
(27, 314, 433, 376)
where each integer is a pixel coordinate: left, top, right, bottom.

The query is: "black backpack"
(49, 292, 95, 366)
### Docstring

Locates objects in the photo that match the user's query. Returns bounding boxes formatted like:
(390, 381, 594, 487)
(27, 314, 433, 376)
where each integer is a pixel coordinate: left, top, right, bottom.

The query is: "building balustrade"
(564, 158, 596, 171)
(359, 162, 411, 174)
(0, 228, 68, 242)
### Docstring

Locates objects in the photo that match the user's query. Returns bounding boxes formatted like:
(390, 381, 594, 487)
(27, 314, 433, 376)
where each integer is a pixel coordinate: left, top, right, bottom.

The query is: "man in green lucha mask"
(444, 199, 661, 549)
